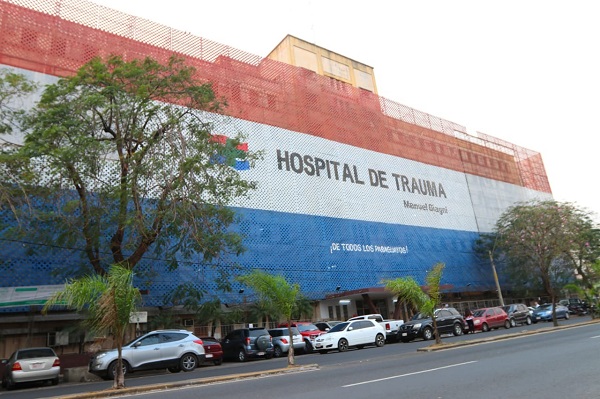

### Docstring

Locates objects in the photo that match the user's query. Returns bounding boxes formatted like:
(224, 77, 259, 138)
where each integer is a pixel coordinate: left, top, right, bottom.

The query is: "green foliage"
(494, 200, 597, 304)
(1, 55, 259, 276)
(0, 69, 37, 135)
(383, 262, 445, 344)
(0, 69, 38, 222)
(42, 264, 141, 388)
(238, 270, 301, 366)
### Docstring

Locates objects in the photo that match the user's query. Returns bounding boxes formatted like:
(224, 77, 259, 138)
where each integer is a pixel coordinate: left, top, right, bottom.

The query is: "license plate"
(315, 344, 322, 348)
(205, 354, 213, 358)
(258, 352, 265, 356)
(30, 363, 44, 370)
(402, 333, 407, 337)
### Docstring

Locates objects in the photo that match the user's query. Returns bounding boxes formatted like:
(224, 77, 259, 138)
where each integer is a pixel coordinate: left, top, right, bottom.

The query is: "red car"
(200, 337, 223, 366)
(472, 307, 511, 332)
(278, 322, 323, 353)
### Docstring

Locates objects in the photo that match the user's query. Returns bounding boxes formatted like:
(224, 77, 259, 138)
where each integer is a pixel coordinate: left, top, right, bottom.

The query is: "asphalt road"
(2, 315, 598, 399)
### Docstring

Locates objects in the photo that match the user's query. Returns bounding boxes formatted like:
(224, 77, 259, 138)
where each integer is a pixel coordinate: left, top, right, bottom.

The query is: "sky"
(91, 0, 600, 223)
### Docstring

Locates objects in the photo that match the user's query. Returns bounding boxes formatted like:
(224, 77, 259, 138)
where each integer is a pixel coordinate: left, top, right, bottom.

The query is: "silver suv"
(88, 330, 205, 379)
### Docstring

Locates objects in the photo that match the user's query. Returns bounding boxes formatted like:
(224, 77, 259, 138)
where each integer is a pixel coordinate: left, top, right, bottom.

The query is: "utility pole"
(489, 250, 505, 306)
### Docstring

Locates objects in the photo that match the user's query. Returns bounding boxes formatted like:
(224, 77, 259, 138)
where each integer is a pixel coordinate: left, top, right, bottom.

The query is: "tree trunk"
(287, 318, 295, 367)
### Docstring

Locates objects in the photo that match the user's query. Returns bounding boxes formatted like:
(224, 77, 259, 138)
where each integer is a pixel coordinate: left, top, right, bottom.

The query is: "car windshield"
(411, 313, 429, 320)
(539, 304, 552, 310)
(296, 324, 319, 332)
(17, 348, 56, 359)
(249, 329, 268, 337)
(328, 322, 349, 332)
(472, 309, 486, 317)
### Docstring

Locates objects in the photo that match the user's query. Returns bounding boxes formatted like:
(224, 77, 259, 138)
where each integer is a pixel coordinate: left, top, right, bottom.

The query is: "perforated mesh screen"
(0, 0, 552, 310)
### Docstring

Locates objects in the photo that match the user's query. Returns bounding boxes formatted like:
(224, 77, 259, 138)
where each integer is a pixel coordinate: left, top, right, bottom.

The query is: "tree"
(1, 55, 258, 279)
(0, 69, 37, 135)
(383, 263, 445, 345)
(42, 264, 141, 389)
(238, 270, 300, 366)
(493, 200, 597, 326)
(0, 69, 38, 222)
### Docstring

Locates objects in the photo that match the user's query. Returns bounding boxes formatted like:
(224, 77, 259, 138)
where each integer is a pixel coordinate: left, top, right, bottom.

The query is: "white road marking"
(342, 361, 478, 387)
(590, 335, 600, 339)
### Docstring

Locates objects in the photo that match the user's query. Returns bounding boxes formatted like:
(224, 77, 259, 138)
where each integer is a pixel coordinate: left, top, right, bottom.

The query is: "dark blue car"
(531, 303, 570, 323)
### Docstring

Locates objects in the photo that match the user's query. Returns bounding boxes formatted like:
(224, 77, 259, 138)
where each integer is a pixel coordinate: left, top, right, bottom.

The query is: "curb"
(416, 318, 600, 352)
(55, 364, 320, 399)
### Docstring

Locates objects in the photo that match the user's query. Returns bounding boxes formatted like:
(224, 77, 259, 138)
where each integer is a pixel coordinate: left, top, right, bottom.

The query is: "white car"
(1, 347, 60, 390)
(314, 319, 386, 353)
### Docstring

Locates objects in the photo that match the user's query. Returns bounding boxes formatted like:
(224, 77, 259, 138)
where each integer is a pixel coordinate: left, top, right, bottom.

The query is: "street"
(2, 316, 599, 398)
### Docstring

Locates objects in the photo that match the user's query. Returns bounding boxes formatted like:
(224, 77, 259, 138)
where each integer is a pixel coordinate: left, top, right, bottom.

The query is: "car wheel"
(526, 316, 532, 325)
(237, 349, 247, 362)
(422, 327, 433, 341)
(180, 353, 198, 372)
(107, 360, 128, 380)
(338, 338, 349, 352)
(273, 345, 283, 358)
(168, 366, 181, 373)
(375, 333, 385, 347)
(504, 320, 511, 329)
(565, 312, 570, 320)
(319, 350, 329, 354)
(510, 318, 516, 327)
(4, 375, 16, 391)
(213, 358, 223, 366)
(482, 323, 490, 332)
(256, 335, 271, 351)
(453, 323, 463, 336)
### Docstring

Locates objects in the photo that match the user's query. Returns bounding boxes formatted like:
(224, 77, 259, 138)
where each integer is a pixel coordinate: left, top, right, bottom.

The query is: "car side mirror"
(348, 327, 353, 331)
(133, 342, 141, 348)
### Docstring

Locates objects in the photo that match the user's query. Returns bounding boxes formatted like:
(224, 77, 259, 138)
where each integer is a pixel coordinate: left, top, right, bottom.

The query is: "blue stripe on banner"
(235, 160, 250, 170)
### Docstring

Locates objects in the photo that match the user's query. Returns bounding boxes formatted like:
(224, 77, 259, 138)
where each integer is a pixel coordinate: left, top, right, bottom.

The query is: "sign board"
(129, 311, 148, 324)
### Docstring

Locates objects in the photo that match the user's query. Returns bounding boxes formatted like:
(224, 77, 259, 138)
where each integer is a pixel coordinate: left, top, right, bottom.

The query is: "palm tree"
(42, 264, 141, 389)
(196, 298, 232, 338)
(238, 270, 300, 366)
(383, 263, 445, 345)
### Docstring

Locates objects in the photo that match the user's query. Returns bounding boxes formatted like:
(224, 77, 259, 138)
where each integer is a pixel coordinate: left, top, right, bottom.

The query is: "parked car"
(531, 303, 570, 322)
(472, 307, 511, 332)
(501, 303, 532, 327)
(347, 314, 404, 342)
(221, 327, 274, 362)
(559, 298, 588, 315)
(88, 330, 205, 379)
(268, 327, 305, 357)
(278, 322, 323, 353)
(314, 319, 386, 353)
(315, 321, 344, 332)
(1, 347, 60, 390)
(398, 307, 465, 342)
(200, 337, 223, 366)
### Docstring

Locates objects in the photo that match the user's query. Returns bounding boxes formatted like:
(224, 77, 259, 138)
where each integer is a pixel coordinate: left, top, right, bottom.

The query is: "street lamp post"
(489, 250, 505, 306)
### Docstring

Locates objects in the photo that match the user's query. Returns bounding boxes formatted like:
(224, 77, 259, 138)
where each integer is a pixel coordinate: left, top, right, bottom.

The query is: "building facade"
(0, 0, 552, 345)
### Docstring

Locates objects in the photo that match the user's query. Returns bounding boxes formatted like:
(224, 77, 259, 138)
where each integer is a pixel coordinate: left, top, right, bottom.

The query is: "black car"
(399, 307, 465, 342)
(559, 298, 588, 315)
(221, 328, 274, 362)
(501, 303, 532, 327)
